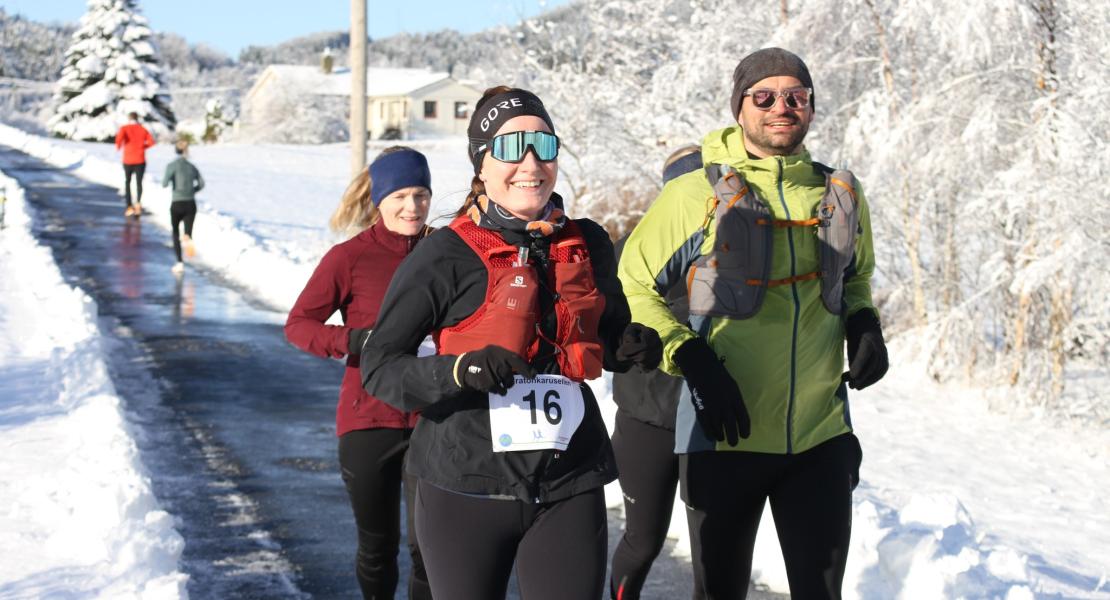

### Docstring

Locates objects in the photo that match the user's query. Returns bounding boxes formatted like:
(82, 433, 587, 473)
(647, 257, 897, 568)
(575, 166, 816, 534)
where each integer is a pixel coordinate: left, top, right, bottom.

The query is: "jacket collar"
(359, 218, 421, 255)
(702, 125, 813, 177)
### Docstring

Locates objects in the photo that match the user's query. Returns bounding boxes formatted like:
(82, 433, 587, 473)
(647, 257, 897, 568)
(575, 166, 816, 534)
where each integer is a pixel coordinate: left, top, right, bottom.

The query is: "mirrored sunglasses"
(486, 130, 560, 163)
(743, 88, 812, 111)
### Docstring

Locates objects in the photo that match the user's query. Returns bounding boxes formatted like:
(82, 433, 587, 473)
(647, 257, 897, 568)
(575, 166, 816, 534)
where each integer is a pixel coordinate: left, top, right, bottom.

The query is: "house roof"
(259, 65, 453, 97)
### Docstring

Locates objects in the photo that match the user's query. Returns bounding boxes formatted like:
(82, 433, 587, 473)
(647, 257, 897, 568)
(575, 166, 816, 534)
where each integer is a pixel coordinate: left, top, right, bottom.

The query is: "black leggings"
(169, 201, 196, 262)
(123, 163, 145, 205)
(415, 480, 607, 600)
(338, 428, 430, 600)
(609, 412, 679, 600)
(681, 433, 862, 600)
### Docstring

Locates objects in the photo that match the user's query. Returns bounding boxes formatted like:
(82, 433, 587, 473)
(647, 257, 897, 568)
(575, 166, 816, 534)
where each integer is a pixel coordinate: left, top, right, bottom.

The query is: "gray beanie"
(729, 48, 814, 118)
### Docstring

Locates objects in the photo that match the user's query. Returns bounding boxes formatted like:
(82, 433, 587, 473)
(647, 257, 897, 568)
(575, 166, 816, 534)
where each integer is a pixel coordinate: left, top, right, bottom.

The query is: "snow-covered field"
(1, 122, 1107, 599)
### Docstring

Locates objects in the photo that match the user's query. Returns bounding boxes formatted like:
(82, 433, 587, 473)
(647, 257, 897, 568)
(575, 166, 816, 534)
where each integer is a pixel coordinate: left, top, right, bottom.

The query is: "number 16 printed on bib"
(488, 375, 585, 452)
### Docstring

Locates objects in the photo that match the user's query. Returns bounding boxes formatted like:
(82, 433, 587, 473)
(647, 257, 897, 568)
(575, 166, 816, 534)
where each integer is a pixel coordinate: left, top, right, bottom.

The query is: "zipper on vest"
(776, 157, 799, 455)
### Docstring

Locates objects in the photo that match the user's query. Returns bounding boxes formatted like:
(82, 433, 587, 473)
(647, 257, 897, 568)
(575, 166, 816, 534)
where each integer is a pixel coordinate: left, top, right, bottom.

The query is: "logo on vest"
(499, 434, 513, 447)
(507, 298, 519, 310)
(511, 275, 527, 288)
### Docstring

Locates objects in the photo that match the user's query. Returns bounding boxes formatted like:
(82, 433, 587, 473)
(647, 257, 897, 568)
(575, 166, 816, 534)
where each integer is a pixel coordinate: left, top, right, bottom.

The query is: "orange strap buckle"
(746, 271, 821, 287)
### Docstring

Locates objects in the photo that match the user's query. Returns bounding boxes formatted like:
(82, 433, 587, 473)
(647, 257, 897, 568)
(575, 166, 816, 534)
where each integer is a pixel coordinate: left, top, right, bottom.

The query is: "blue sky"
(1, 0, 571, 58)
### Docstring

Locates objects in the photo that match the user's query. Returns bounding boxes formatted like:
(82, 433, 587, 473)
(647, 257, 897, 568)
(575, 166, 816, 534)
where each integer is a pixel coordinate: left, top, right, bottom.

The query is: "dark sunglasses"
(483, 130, 560, 163)
(743, 87, 812, 111)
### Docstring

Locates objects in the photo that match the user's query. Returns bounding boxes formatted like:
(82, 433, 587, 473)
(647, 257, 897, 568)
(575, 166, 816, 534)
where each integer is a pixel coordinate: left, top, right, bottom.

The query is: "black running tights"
(169, 201, 196, 262)
(415, 480, 607, 600)
(609, 412, 679, 600)
(681, 433, 862, 600)
(123, 163, 145, 205)
(338, 428, 431, 600)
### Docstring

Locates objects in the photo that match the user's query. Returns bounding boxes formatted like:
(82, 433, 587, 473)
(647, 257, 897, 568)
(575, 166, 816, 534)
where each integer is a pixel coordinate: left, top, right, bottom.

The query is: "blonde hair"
(329, 145, 417, 235)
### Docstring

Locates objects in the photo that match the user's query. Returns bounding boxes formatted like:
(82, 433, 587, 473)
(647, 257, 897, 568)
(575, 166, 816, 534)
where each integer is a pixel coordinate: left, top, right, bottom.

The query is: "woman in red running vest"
(360, 87, 662, 600)
(285, 146, 433, 600)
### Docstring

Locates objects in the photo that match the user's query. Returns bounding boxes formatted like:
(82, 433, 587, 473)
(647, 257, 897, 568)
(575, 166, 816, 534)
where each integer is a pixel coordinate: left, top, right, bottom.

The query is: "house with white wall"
(242, 62, 482, 140)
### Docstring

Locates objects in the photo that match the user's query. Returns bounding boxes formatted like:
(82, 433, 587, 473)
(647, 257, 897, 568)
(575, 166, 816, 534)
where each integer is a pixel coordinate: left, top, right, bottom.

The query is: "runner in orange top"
(114, 112, 154, 217)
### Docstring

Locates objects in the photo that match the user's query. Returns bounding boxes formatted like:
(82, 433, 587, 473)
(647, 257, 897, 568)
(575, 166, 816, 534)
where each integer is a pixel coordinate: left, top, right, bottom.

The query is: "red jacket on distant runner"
(114, 122, 154, 165)
(285, 219, 422, 435)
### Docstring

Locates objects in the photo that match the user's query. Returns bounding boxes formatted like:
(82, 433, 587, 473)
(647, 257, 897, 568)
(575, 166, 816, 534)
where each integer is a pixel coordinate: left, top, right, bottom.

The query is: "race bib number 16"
(488, 375, 585, 453)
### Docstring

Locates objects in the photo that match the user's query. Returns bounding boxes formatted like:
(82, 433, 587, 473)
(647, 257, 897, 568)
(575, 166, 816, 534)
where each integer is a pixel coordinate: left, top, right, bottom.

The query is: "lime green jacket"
(618, 125, 876, 454)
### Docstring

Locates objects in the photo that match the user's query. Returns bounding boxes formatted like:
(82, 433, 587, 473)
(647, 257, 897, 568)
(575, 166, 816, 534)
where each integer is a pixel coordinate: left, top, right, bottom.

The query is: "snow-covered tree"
(47, 0, 175, 142)
(506, 0, 774, 233)
(501, 0, 1108, 416)
(236, 84, 347, 144)
(202, 97, 232, 143)
(0, 9, 73, 80)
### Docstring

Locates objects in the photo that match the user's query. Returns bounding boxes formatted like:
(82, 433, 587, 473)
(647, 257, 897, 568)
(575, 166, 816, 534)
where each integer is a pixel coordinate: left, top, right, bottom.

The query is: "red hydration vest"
(435, 216, 606, 382)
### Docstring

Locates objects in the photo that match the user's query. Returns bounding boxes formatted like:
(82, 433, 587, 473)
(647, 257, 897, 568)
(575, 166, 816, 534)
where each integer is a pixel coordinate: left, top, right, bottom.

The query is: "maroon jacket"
(285, 219, 421, 435)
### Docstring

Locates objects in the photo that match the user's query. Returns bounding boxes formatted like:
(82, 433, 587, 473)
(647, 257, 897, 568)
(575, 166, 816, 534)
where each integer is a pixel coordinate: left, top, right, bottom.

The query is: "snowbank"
(0, 169, 187, 597)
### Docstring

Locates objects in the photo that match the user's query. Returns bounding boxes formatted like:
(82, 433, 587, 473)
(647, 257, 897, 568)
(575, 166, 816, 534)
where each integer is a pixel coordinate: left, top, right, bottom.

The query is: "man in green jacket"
(618, 48, 889, 599)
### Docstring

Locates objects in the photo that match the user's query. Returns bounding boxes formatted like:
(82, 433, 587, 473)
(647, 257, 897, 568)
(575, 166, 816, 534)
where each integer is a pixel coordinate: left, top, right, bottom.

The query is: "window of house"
(455, 101, 469, 119)
(424, 101, 437, 119)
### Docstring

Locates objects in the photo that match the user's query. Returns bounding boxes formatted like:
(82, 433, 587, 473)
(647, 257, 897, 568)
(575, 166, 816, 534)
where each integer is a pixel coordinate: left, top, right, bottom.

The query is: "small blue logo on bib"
(499, 434, 513, 447)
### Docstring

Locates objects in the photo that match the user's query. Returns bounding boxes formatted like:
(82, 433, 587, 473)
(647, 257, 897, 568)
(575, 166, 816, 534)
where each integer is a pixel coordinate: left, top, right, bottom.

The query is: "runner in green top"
(162, 139, 204, 274)
(617, 48, 890, 599)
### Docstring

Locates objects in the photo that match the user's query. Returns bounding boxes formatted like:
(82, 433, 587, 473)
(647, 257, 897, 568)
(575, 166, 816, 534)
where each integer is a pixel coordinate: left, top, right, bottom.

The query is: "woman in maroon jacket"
(285, 146, 433, 600)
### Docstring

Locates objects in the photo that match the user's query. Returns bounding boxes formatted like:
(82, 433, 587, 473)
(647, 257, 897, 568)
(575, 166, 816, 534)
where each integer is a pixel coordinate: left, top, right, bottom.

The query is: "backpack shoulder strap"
(812, 161, 834, 176)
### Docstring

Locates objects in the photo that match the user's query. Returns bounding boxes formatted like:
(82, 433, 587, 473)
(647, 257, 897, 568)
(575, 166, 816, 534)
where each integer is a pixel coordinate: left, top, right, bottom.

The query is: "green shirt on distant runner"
(162, 157, 204, 202)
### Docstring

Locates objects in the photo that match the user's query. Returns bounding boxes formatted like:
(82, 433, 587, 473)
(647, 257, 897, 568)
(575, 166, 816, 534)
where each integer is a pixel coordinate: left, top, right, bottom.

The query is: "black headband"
(467, 90, 554, 171)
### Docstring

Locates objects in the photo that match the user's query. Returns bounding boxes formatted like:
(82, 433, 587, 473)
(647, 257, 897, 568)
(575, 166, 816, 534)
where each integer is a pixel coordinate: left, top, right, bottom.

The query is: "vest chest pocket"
(552, 260, 604, 381)
(483, 265, 541, 355)
(687, 262, 763, 319)
(688, 204, 773, 320)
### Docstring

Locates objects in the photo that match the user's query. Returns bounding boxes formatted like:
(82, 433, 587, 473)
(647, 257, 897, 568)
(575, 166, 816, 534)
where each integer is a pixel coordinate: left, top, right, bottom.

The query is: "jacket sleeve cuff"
(451, 353, 466, 389)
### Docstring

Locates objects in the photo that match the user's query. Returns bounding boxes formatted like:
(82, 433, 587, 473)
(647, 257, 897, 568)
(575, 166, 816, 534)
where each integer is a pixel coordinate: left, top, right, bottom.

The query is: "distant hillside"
(238, 30, 351, 68)
(0, 9, 73, 80)
(238, 28, 505, 80)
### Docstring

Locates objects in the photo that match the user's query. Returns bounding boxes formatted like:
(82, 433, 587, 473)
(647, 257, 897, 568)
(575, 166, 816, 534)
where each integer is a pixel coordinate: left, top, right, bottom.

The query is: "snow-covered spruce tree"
(48, 0, 175, 142)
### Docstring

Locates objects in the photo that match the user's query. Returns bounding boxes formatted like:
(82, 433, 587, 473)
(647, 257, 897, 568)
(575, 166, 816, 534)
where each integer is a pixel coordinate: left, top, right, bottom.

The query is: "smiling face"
(738, 75, 814, 159)
(478, 115, 558, 221)
(376, 186, 431, 236)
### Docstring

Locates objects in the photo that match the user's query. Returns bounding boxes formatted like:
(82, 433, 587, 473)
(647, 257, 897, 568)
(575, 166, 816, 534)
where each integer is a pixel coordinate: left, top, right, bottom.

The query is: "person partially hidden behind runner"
(114, 111, 154, 217)
(360, 86, 663, 600)
(162, 139, 204, 275)
(618, 48, 890, 599)
(285, 147, 434, 600)
(608, 144, 702, 600)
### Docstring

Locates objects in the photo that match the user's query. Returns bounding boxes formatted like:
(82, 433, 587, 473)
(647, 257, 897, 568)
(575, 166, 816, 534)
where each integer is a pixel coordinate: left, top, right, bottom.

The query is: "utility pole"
(350, 0, 368, 177)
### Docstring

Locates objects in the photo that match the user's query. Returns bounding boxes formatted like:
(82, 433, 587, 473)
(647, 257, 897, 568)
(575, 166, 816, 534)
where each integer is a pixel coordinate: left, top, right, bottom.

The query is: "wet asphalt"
(0, 144, 785, 599)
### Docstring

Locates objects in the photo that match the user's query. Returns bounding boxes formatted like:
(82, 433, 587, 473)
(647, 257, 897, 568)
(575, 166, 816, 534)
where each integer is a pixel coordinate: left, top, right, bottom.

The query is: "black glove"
(844, 309, 889, 390)
(673, 337, 751, 446)
(454, 345, 537, 395)
(347, 327, 370, 356)
(615, 322, 663, 370)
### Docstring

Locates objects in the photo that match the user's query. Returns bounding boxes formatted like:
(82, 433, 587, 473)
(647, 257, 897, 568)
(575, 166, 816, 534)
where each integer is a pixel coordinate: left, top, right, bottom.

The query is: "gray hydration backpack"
(686, 163, 860, 319)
